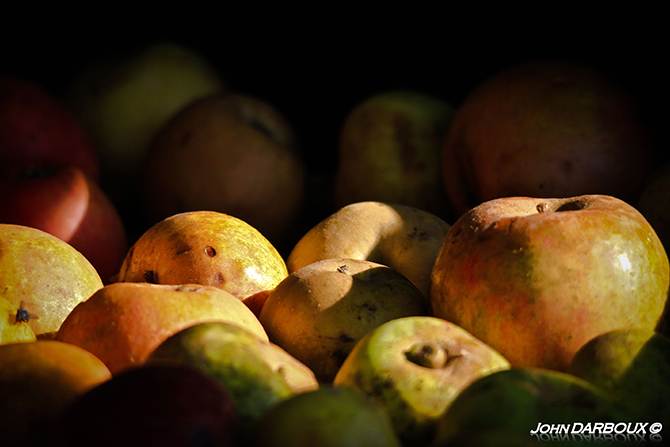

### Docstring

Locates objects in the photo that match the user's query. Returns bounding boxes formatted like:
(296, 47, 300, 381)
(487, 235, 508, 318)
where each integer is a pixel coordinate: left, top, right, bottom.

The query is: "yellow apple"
(259, 257, 428, 382)
(430, 195, 669, 371)
(56, 282, 268, 375)
(0, 223, 103, 339)
(116, 210, 288, 311)
(334, 90, 455, 218)
(140, 92, 306, 245)
(333, 316, 510, 446)
(287, 201, 451, 298)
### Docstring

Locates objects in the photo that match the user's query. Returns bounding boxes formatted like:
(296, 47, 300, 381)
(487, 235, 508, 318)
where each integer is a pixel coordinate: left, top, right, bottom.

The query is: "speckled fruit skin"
(260, 258, 428, 383)
(442, 59, 657, 217)
(430, 195, 670, 372)
(287, 201, 451, 298)
(56, 282, 268, 375)
(0, 224, 103, 339)
(117, 211, 288, 308)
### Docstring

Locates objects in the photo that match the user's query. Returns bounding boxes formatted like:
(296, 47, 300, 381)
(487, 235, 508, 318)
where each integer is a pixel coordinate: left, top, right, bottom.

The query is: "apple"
(0, 165, 128, 283)
(287, 201, 451, 298)
(333, 90, 455, 218)
(0, 223, 103, 338)
(568, 328, 670, 427)
(147, 321, 315, 442)
(252, 385, 402, 447)
(333, 316, 510, 446)
(0, 296, 36, 345)
(140, 91, 306, 245)
(66, 41, 225, 206)
(429, 195, 669, 371)
(432, 367, 629, 445)
(57, 363, 238, 447)
(0, 340, 112, 447)
(0, 76, 99, 182)
(442, 59, 658, 216)
(56, 282, 269, 375)
(116, 210, 289, 311)
(259, 257, 428, 383)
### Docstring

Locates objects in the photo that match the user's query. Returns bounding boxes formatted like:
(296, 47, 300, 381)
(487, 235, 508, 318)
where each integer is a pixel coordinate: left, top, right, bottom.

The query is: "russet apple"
(57, 363, 238, 447)
(148, 321, 316, 443)
(0, 165, 128, 283)
(252, 385, 402, 447)
(0, 76, 99, 182)
(0, 340, 112, 447)
(56, 282, 269, 375)
(442, 59, 658, 216)
(568, 328, 670, 428)
(334, 90, 455, 218)
(66, 41, 225, 206)
(430, 195, 669, 371)
(259, 257, 428, 383)
(140, 92, 306, 245)
(116, 210, 288, 310)
(287, 201, 451, 298)
(333, 316, 510, 446)
(0, 224, 103, 338)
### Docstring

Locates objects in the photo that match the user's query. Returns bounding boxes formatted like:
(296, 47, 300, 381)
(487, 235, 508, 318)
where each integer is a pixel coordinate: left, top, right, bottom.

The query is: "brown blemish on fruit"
(204, 246, 216, 257)
(215, 272, 225, 284)
(336, 265, 349, 274)
(144, 270, 158, 283)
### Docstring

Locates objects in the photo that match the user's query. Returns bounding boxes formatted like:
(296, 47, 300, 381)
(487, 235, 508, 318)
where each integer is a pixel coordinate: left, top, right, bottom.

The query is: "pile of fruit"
(1, 41, 669, 447)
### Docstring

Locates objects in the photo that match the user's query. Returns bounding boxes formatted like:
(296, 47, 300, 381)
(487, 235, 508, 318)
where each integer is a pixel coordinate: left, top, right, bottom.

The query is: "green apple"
(252, 385, 402, 447)
(140, 92, 306, 245)
(333, 316, 510, 446)
(67, 41, 225, 205)
(442, 59, 658, 217)
(430, 195, 669, 371)
(287, 201, 451, 298)
(568, 328, 670, 427)
(334, 90, 455, 218)
(260, 258, 428, 383)
(147, 321, 310, 443)
(433, 367, 630, 445)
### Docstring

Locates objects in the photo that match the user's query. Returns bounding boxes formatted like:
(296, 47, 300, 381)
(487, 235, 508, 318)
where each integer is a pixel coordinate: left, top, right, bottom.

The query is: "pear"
(334, 316, 510, 446)
(568, 328, 670, 427)
(252, 385, 402, 447)
(146, 321, 310, 443)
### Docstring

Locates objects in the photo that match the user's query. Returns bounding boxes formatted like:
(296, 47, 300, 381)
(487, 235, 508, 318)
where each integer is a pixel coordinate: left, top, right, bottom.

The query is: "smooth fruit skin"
(0, 224, 103, 338)
(147, 321, 304, 443)
(568, 328, 670, 427)
(333, 316, 510, 447)
(141, 92, 306, 245)
(117, 210, 288, 306)
(260, 258, 428, 383)
(0, 340, 112, 447)
(442, 59, 657, 216)
(0, 76, 99, 182)
(56, 282, 268, 375)
(334, 90, 455, 218)
(252, 385, 402, 447)
(430, 195, 669, 371)
(57, 363, 238, 447)
(287, 201, 451, 298)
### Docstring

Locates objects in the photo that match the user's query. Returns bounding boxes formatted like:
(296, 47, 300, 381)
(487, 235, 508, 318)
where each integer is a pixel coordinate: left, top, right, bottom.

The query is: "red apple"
(442, 59, 658, 216)
(430, 195, 669, 371)
(0, 166, 127, 283)
(0, 76, 99, 182)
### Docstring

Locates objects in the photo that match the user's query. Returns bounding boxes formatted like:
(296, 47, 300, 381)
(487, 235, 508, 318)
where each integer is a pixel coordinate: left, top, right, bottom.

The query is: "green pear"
(568, 328, 670, 427)
(146, 321, 306, 443)
(334, 90, 455, 219)
(67, 41, 225, 206)
(252, 385, 402, 447)
(334, 316, 510, 447)
(433, 367, 630, 445)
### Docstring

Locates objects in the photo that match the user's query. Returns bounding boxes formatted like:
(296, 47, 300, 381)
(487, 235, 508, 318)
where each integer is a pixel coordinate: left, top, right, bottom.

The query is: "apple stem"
(404, 343, 448, 368)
